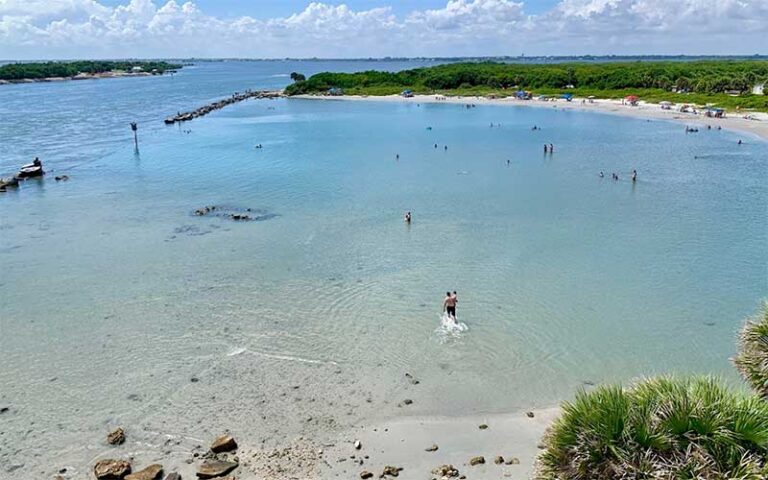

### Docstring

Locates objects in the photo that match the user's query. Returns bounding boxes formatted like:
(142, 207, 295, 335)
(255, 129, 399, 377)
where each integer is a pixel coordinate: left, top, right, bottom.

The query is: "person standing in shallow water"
(444, 292, 457, 323)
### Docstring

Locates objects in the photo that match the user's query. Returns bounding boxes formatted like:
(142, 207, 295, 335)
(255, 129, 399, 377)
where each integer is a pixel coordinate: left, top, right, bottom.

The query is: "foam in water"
(435, 312, 469, 340)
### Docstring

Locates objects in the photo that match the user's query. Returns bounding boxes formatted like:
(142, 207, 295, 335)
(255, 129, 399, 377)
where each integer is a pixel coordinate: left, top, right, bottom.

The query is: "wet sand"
(295, 93, 768, 141)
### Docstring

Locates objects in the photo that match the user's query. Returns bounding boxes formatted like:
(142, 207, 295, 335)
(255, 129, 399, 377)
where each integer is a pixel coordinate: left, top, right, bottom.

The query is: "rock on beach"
(196, 460, 238, 479)
(210, 434, 238, 453)
(93, 459, 131, 480)
(125, 464, 163, 480)
(107, 427, 126, 445)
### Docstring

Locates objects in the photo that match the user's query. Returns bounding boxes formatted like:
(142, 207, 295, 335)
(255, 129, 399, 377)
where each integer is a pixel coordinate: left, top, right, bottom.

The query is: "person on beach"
(444, 292, 457, 323)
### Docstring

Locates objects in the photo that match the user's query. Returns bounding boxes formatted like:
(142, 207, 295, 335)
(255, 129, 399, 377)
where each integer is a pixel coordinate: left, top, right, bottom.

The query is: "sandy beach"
(66, 408, 559, 480)
(295, 93, 768, 141)
(0, 71, 159, 85)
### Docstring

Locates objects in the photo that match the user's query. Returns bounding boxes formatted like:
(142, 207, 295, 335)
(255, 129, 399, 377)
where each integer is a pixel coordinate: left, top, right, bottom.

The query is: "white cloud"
(0, 0, 765, 59)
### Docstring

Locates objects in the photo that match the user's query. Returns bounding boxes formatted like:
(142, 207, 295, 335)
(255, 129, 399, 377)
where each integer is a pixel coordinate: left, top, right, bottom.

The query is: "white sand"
(319, 408, 560, 480)
(294, 94, 768, 141)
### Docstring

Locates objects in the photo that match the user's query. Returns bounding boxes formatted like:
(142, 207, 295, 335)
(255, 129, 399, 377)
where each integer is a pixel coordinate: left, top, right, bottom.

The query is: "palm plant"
(537, 376, 768, 480)
(734, 303, 768, 398)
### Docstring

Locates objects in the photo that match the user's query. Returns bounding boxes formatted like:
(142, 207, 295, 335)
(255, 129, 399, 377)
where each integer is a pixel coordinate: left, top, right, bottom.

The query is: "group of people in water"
(599, 169, 637, 182)
(543, 143, 555, 153)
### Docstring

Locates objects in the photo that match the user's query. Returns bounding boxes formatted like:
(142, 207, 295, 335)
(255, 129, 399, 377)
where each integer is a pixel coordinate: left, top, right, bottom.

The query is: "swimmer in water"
(444, 145, 448, 151)
(507, 159, 511, 166)
(443, 291, 457, 323)
(396, 153, 400, 159)
(435, 143, 438, 149)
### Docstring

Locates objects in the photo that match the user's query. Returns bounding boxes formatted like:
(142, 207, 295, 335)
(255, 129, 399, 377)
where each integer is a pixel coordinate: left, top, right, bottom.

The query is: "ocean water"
(1, 61, 766, 477)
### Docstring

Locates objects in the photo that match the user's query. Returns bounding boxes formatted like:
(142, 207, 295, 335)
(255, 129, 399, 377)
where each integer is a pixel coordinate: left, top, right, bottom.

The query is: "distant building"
(131, 66, 143, 73)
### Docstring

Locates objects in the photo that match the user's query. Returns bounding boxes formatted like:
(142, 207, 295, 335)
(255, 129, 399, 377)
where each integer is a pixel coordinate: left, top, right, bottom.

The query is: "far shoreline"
(0, 71, 170, 85)
(293, 93, 768, 141)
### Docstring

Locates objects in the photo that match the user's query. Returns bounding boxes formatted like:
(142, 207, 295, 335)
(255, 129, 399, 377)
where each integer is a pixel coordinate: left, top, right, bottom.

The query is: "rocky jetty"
(164, 90, 282, 124)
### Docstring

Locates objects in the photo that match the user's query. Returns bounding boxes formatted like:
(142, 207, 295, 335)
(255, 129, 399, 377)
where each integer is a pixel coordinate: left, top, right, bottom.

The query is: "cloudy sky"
(0, 0, 766, 59)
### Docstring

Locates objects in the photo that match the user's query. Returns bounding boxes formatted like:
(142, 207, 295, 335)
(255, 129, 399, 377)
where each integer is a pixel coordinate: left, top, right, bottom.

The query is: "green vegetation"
(537, 377, 768, 479)
(285, 61, 768, 111)
(537, 304, 768, 480)
(0, 61, 182, 81)
(734, 304, 768, 399)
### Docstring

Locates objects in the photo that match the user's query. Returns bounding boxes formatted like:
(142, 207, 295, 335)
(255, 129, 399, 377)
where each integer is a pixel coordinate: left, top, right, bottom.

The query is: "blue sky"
(0, 0, 765, 60)
(93, 0, 560, 19)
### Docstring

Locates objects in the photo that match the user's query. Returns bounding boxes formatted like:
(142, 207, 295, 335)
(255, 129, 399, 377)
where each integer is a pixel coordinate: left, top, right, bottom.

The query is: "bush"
(734, 304, 768, 398)
(537, 376, 768, 480)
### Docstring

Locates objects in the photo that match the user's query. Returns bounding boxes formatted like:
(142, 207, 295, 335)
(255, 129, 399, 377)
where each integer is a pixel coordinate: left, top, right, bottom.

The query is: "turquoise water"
(1, 61, 766, 476)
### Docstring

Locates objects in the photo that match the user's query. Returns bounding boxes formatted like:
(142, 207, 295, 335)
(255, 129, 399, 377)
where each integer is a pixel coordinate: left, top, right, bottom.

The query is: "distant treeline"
(0, 61, 182, 80)
(285, 61, 768, 95)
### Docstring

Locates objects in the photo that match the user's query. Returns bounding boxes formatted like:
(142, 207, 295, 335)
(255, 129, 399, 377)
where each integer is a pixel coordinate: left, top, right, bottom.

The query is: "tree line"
(0, 61, 182, 81)
(286, 61, 768, 95)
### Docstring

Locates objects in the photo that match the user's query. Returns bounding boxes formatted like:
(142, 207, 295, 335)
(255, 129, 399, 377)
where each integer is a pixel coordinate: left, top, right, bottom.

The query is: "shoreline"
(294, 93, 768, 141)
(0, 71, 169, 85)
(64, 407, 559, 480)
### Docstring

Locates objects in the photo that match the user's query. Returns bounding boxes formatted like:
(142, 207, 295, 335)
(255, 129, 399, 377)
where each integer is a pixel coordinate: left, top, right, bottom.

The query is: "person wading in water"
(444, 291, 457, 323)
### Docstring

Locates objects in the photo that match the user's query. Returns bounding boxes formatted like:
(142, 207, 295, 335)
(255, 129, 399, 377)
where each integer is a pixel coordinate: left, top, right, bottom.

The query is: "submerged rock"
(210, 434, 238, 453)
(431, 464, 459, 477)
(192, 205, 278, 222)
(125, 464, 163, 480)
(469, 456, 485, 466)
(360, 471, 373, 479)
(526, 411, 535, 418)
(425, 444, 439, 452)
(93, 459, 131, 480)
(494, 456, 504, 465)
(478, 424, 488, 430)
(107, 427, 126, 445)
(381, 465, 403, 477)
(196, 460, 237, 479)
(504, 457, 520, 465)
